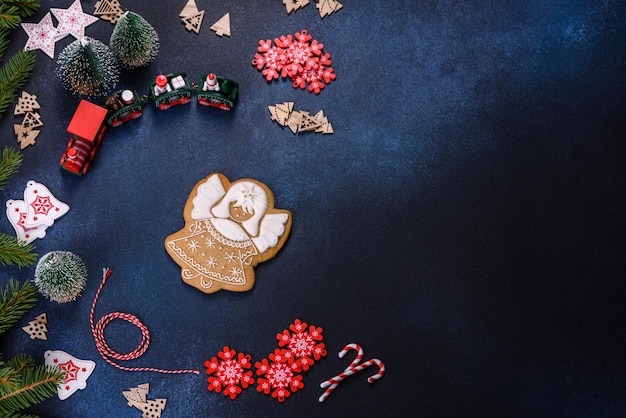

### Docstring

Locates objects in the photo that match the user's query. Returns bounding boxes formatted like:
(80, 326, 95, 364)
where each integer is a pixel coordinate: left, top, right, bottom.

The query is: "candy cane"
(90, 268, 200, 375)
(318, 343, 385, 402)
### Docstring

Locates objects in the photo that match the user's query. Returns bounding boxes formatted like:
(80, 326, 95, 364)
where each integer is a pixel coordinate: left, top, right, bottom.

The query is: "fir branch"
(0, 364, 63, 415)
(0, 4, 20, 30)
(0, 0, 40, 18)
(0, 27, 10, 62)
(0, 234, 36, 268)
(0, 279, 37, 335)
(0, 146, 22, 190)
(0, 49, 35, 119)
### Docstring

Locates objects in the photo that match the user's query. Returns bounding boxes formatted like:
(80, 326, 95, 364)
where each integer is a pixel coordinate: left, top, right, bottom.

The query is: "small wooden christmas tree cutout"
(123, 383, 149, 408)
(123, 383, 167, 418)
(283, 0, 310, 14)
(180, 0, 205, 33)
(22, 313, 48, 340)
(268, 101, 294, 126)
(14, 91, 40, 115)
(141, 399, 167, 418)
(94, 0, 124, 24)
(21, 111, 43, 129)
(210, 13, 230, 37)
(13, 91, 43, 149)
(316, 0, 343, 18)
(268, 102, 333, 135)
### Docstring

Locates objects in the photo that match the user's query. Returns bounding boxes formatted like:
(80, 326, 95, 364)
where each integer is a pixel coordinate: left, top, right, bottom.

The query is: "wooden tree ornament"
(13, 91, 43, 149)
(94, 0, 124, 24)
(210, 13, 230, 37)
(180, 0, 205, 33)
(22, 313, 48, 340)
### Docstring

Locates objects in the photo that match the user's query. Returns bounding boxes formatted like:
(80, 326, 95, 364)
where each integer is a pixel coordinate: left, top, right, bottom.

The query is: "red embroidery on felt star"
(276, 319, 327, 371)
(255, 348, 303, 402)
(204, 346, 254, 400)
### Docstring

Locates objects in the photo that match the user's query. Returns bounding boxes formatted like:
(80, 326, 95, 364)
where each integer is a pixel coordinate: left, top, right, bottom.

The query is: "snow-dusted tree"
(56, 37, 119, 96)
(110, 11, 159, 69)
(33, 251, 88, 303)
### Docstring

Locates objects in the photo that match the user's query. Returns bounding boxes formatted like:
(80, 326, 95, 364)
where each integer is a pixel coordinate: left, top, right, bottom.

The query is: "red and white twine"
(319, 343, 385, 402)
(90, 268, 199, 375)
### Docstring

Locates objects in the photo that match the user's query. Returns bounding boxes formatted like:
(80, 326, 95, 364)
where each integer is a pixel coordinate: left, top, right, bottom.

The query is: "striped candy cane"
(319, 343, 385, 402)
(90, 268, 200, 375)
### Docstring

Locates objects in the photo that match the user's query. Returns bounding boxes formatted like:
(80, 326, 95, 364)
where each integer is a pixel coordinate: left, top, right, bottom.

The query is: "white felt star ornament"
(52, 0, 100, 41)
(21, 12, 58, 59)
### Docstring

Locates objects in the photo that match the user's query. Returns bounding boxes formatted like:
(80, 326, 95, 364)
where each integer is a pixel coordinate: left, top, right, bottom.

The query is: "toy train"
(60, 72, 239, 175)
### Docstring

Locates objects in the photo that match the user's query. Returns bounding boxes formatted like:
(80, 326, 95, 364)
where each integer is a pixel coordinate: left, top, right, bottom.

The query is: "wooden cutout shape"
(21, 111, 44, 129)
(299, 111, 323, 132)
(18, 129, 40, 149)
(22, 313, 48, 340)
(287, 110, 302, 134)
(210, 13, 230, 37)
(284, 0, 310, 14)
(14, 91, 40, 115)
(179, 0, 199, 17)
(317, 0, 343, 18)
(140, 399, 166, 418)
(123, 383, 150, 409)
(94, 0, 123, 23)
(182, 11, 205, 33)
(268, 102, 293, 126)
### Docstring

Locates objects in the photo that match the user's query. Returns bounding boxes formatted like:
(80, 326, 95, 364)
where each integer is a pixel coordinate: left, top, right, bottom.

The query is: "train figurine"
(60, 72, 239, 175)
(102, 89, 143, 127)
(60, 100, 108, 175)
(197, 73, 239, 111)
(150, 72, 193, 110)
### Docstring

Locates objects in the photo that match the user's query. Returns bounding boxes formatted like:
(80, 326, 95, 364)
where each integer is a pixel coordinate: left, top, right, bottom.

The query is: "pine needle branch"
(0, 364, 63, 415)
(0, 234, 36, 268)
(0, 146, 22, 190)
(0, 279, 37, 335)
(0, 5, 20, 30)
(0, 49, 35, 119)
(0, 0, 40, 18)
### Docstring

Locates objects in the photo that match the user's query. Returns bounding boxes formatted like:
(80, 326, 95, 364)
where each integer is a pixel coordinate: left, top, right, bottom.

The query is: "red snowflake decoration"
(276, 319, 327, 371)
(255, 348, 304, 402)
(252, 30, 336, 94)
(204, 346, 255, 400)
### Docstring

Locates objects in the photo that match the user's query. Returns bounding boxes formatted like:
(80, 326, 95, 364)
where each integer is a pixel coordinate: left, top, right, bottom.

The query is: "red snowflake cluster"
(256, 319, 327, 402)
(204, 346, 254, 400)
(252, 30, 336, 94)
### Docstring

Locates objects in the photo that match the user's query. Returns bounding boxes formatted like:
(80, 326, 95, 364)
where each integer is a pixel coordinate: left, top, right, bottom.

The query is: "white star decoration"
(51, 0, 99, 41)
(21, 12, 58, 59)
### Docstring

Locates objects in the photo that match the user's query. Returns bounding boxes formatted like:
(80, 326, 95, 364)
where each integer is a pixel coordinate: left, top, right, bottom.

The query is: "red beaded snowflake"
(204, 346, 255, 400)
(252, 30, 336, 94)
(276, 318, 327, 371)
(255, 348, 304, 402)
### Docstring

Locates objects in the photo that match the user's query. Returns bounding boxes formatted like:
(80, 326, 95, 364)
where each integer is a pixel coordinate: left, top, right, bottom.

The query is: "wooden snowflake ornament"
(22, 313, 48, 340)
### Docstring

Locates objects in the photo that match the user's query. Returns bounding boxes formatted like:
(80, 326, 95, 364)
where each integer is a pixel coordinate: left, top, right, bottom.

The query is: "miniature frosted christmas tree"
(33, 251, 88, 303)
(110, 11, 159, 68)
(56, 37, 120, 96)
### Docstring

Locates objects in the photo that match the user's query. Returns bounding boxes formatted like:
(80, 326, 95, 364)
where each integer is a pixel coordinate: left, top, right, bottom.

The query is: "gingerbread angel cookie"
(165, 173, 292, 294)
